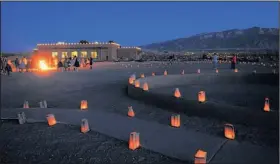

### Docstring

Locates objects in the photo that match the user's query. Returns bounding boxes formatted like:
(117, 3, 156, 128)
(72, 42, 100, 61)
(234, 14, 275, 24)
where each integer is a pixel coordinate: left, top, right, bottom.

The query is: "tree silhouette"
(79, 40, 89, 44)
(108, 40, 114, 44)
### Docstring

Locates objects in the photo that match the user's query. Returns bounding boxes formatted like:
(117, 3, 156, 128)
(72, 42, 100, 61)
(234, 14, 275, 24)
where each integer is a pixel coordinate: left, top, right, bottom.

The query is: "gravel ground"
(1, 62, 278, 163)
(152, 84, 279, 111)
(0, 120, 187, 164)
(123, 101, 279, 148)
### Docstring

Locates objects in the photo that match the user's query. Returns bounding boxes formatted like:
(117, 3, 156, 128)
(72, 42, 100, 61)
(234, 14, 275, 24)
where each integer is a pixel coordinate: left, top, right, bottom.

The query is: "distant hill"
(140, 27, 279, 52)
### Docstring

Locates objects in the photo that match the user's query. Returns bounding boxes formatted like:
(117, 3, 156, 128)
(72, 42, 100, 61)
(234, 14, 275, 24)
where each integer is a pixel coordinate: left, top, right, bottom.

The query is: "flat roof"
(37, 42, 120, 46)
(36, 42, 141, 50)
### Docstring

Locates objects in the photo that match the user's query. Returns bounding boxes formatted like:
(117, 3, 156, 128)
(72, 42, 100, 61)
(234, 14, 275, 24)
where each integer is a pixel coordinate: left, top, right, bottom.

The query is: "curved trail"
(1, 62, 278, 163)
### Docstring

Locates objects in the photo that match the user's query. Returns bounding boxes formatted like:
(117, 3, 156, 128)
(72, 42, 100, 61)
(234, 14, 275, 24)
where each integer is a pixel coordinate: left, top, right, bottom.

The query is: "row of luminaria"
(128, 72, 271, 112)
(125, 71, 272, 163)
(18, 102, 235, 164)
(17, 68, 271, 164)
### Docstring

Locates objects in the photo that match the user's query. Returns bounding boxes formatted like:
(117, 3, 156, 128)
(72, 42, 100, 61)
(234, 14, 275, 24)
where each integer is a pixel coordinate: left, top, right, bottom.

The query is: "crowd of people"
(1, 56, 13, 76)
(211, 53, 237, 70)
(1, 51, 278, 76)
(56, 56, 94, 72)
(1, 56, 40, 75)
(1, 55, 95, 76)
(14, 57, 32, 73)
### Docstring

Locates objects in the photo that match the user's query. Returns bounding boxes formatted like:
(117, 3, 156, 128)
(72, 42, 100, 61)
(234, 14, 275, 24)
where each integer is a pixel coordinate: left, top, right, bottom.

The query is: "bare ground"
(0, 120, 187, 164)
(1, 62, 278, 163)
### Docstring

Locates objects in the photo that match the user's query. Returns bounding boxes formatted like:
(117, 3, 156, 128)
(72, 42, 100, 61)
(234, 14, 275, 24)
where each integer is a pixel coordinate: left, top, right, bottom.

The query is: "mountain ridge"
(140, 27, 279, 52)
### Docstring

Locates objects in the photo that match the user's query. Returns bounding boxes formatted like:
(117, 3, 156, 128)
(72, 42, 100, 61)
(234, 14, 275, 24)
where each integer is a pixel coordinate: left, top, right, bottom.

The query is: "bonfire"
(39, 60, 48, 70)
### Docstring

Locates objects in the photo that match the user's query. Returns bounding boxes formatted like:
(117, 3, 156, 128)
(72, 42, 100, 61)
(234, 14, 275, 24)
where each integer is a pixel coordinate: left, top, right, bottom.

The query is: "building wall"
(100, 49, 108, 61)
(34, 42, 141, 63)
(110, 46, 118, 61)
(117, 48, 142, 60)
(35, 43, 121, 62)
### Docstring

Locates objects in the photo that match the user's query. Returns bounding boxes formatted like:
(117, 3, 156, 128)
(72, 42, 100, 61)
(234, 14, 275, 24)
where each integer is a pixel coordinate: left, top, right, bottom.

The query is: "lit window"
(91, 51, 98, 58)
(52, 52, 58, 58)
(71, 51, 78, 58)
(62, 52, 68, 58)
(81, 51, 87, 58)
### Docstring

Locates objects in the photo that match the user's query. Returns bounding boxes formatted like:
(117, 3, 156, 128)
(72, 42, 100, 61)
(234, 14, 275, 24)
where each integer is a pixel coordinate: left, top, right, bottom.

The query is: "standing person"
(89, 57, 93, 69)
(5, 63, 12, 76)
(72, 56, 76, 71)
(57, 60, 63, 72)
(0, 57, 3, 74)
(231, 55, 237, 69)
(15, 58, 19, 72)
(30, 59, 34, 72)
(25, 59, 30, 72)
(19, 58, 25, 73)
(23, 57, 27, 65)
(1, 57, 7, 75)
(84, 58, 88, 67)
(74, 56, 80, 72)
(80, 58, 85, 68)
(202, 54, 207, 60)
(23, 57, 28, 72)
(70, 57, 75, 71)
(67, 57, 71, 71)
(64, 58, 69, 71)
(26, 59, 31, 72)
(213, 53, 218, 69)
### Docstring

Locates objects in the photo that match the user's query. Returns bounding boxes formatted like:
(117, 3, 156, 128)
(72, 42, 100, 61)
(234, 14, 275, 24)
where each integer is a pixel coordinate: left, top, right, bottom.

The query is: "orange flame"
(198, 91, 206, 103)
(81, 119, 90, 133)
(174, 88, 181, 98)
(264, 98, 270, 112)
(46, 114, 56, 126)
(39, 60, 48, 70)
(80, 100, 88, 110)
(224, 124, 235, 140)
(195, 150, 207, 164)
(129, 132, 140, 150)
(128, 106, 135, 117)
(134, 80, 140, 88)
(142, 82, 149, 91)
(171, 114, 180, 128)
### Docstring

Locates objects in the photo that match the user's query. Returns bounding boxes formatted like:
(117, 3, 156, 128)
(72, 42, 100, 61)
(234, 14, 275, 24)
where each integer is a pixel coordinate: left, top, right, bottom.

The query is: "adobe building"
(32, 41, 142, 67)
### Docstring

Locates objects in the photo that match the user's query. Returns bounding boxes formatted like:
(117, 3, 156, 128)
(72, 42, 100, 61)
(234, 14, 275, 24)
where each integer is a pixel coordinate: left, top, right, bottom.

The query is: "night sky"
(1, 2, 278, 53)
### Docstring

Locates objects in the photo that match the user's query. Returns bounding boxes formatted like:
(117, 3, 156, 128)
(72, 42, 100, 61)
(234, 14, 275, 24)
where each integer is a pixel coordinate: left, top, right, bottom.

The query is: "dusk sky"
(1, 2, 279, 53)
